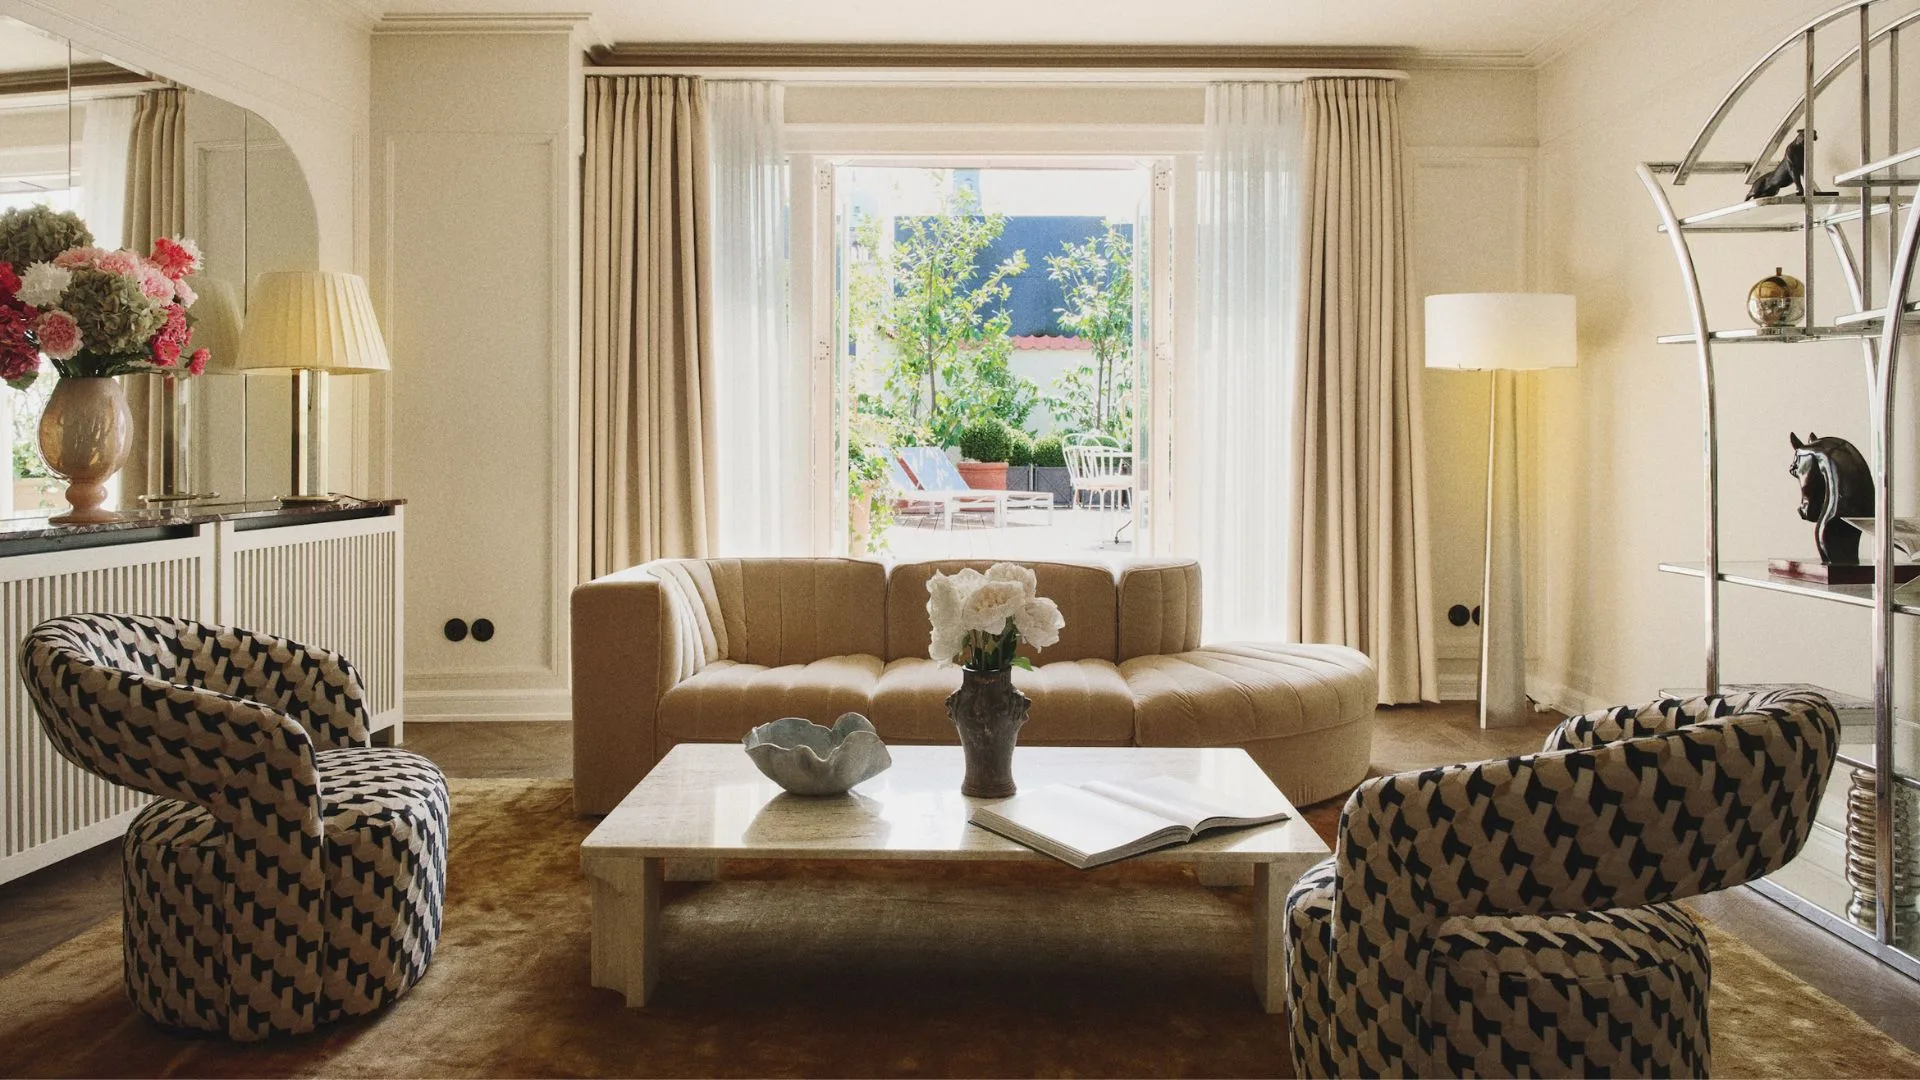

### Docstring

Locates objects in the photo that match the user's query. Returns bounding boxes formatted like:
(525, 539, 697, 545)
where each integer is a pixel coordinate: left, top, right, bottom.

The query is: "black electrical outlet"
(1447, 604, 1471, 627)
(472, 618, 495, 643)
(444, 618, 469, 642)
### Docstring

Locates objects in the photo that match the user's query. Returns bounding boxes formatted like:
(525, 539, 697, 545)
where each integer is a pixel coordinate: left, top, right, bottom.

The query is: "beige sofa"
(571, 557, 1377, 814)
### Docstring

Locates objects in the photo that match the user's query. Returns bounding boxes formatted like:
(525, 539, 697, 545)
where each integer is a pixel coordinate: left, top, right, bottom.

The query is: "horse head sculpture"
(1790, 432, 1874, 565)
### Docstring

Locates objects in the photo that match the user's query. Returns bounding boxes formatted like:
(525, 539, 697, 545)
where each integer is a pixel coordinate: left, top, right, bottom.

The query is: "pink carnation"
(52, 247, 99, 270)
(150, 304, 188, 366)
(135, 262, 175, 302)
(33, 309, 81, 361)
(150, 237, 201, 281)
(173, 279, 196, 308)
(188, 347, 210, 375)
(96, 250, 139, 277)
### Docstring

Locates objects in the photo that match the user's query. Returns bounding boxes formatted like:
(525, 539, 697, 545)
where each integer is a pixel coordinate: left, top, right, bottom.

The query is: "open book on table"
(969, 775, 1290, 870)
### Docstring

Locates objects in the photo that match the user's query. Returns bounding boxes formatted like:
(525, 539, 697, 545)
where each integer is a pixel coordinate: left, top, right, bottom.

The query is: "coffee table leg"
(1253, 862, 1285, 1014)
(590, 857, 663, 1007)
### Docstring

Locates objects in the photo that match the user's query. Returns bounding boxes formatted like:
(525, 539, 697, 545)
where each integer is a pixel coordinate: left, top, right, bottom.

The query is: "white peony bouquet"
(927, 562, 1066, 672)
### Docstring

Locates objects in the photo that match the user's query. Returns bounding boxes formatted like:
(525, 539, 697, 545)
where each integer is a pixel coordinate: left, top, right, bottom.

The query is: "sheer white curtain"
(1194, 82, 1306, 641)
(78, 95, 136, 250)
(707, 81, 806, 556)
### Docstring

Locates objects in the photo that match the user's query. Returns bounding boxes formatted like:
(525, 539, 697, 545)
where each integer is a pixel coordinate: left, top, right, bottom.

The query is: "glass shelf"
(1835, 146, 1920, 187)
(1659, 192, 1909, 233)
(1655, 325, 1889, 345)
(1657, 560, 1920, 615)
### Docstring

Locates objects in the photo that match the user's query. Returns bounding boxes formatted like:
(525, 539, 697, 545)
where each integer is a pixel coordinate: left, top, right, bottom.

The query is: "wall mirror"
(0, 15, 320, 516)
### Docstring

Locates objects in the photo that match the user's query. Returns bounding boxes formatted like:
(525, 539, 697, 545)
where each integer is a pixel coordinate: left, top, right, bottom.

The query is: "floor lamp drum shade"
(1425, 293, 1577, 372)
(236, 271, 391, 502)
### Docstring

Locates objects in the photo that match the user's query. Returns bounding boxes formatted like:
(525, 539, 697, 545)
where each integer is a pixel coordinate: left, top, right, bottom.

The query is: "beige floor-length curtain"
(1289, 78, 1438, 704)
(123, 89, 184, 251)
(579, 75, 718, 579)
(122, 88, 186, 503)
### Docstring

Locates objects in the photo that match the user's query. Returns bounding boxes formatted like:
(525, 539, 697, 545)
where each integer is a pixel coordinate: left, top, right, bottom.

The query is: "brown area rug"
(1, 778, 1916, 1078)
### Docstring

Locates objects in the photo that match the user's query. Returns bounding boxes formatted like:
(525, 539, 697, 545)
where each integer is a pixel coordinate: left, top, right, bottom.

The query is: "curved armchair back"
(1325, 689, 1838, 1073)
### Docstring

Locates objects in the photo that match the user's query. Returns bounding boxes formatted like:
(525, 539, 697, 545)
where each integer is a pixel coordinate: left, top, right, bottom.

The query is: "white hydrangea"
(16, 262, 70, 309)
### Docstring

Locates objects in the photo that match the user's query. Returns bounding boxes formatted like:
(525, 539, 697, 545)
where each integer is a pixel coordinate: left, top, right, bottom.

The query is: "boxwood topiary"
(1006, 429, 1035, 467)
(1032, 433, 1066, 468)
(958, 417, 1014, 463)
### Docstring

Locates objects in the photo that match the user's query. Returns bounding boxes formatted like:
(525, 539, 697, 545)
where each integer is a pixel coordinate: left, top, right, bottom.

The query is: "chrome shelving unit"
(1638, 0, 1920, 978)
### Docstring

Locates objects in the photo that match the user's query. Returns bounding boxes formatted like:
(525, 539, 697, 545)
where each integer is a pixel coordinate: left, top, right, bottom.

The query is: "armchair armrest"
(571, 565, 701, 814)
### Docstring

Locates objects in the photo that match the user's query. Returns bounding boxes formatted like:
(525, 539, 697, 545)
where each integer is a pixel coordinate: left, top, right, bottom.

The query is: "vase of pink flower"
(0, 206, 213, 523)
(927, 563, 1066, 798)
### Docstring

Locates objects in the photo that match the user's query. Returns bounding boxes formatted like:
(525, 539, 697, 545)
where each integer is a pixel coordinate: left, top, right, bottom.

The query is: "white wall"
(1532, 0, 1920, 711)
(373, 27, 581, 722)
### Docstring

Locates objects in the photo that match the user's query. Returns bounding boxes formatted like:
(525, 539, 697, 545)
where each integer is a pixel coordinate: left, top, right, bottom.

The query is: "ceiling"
(373, 0, 1615, 60)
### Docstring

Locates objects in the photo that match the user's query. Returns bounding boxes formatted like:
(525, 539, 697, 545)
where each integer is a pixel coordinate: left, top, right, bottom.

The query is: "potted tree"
(1030, 433, 1071, 507)
(956, 417, 1013, 490)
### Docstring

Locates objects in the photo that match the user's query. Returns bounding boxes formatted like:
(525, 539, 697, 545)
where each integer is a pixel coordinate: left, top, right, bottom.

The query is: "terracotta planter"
(947, 666, 1030, 798)
(38, 377, 132, 525)
(956, 461, 1009, 490)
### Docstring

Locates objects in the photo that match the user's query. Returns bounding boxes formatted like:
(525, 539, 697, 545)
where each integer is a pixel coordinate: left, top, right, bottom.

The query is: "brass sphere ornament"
(1749, 266, 1806, 328)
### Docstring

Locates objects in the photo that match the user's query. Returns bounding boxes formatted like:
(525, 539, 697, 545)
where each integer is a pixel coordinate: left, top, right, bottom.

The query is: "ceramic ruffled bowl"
(742, 713, 893, 796)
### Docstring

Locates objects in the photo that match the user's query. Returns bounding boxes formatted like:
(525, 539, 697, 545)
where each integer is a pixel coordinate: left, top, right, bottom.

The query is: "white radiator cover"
(0, 507, 404, 884)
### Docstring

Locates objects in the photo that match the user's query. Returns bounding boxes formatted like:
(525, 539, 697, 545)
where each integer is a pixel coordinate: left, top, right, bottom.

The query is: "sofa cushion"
(657, 655, 884, 744)
(1116, 560, 1203, 661)
(869, 658, 1134, 744)
(647, 558, 888, 668)
(1122, 643, 1376, 746)
(884, 560, 1119, 663)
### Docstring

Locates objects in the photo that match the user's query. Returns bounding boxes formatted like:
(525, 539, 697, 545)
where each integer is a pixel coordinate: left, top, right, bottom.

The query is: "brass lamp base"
(284, 368, 338, 503)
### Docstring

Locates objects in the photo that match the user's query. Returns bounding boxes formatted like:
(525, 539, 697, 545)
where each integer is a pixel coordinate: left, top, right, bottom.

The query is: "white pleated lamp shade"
(1425, 293, 1577, 372)
(236, 270, 390, 374)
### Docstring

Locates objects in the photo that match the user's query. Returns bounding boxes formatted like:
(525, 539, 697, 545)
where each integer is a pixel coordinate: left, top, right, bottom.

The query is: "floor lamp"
(235, 271, 391, 504)
(1424, 293, 1577, 729)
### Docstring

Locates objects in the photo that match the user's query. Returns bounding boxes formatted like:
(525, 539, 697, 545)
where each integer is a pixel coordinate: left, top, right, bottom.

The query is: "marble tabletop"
(580, 744, 1331, 867)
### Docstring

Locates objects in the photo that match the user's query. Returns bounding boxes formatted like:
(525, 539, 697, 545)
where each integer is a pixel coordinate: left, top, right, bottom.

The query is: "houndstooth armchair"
(20, 614, 449, 1040)
(1285, 687, 1839, 1078)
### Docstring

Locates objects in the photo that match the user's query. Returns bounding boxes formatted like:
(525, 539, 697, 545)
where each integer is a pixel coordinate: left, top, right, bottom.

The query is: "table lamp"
(1425, 293, 1577, 729)
(235, 271, 390, 504)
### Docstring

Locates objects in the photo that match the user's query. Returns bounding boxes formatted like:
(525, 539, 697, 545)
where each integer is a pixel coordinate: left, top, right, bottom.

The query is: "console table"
(0, 499, 405, 884)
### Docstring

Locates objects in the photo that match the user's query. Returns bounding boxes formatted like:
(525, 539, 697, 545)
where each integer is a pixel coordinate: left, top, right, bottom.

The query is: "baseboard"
(1437, 659, 1478, 702)
(405, 687, 572, 723)
(1524, 674, 1608, 717)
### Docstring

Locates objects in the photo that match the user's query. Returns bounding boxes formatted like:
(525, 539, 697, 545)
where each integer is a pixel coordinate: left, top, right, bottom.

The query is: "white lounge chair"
(898, 446, 1054, 528)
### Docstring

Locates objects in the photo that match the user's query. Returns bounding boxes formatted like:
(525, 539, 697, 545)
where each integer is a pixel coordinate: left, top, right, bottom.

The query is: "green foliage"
(846, 441, 897, 554)
(1043, 223, 1134, 444)
(845, 180, 1038, 447)
(958, 417, 1014, 463)
(1005, 428, 1034, 467)
(0, 205, 91, 273)
(1031, 433, 1066, 469)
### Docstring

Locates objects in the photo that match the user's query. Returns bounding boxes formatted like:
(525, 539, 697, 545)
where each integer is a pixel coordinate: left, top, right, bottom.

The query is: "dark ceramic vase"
(947, 666, 1030, 798)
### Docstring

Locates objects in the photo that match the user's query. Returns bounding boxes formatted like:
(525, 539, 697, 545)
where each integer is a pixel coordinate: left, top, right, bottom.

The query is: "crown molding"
(589, 41, 1421, 71)
(1401, 49, 1535, 71)
(0, 61, 150, 97)
(377, 11, 608, 48)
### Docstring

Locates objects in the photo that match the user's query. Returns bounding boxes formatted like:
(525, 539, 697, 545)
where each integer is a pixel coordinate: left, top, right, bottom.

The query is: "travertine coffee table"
(581, 744, 1330, 1012)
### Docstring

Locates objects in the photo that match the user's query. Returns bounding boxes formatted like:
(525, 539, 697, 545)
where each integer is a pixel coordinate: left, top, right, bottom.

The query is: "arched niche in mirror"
(0, 14, 323, 516)
(181, 93, 320, 503)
